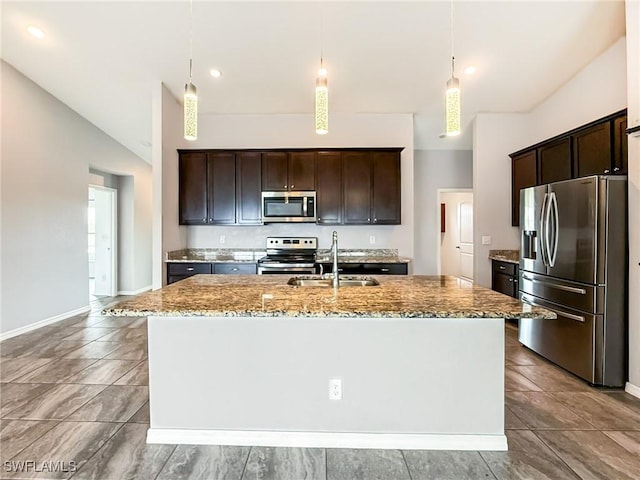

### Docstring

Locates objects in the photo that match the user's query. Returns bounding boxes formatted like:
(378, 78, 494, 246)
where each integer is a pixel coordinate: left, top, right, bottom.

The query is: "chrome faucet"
(331, 231, 339, 288)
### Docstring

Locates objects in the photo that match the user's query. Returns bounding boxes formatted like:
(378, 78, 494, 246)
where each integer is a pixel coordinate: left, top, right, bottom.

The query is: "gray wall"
(1, 61, 152, 334)
(413, 150, 473, 274)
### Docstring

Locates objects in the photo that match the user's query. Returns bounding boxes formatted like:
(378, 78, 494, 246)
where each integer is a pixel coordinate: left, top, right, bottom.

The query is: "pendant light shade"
(445, 60, 460, 137)
(184, 81, 198, 141)
(315, 65, 328, 135)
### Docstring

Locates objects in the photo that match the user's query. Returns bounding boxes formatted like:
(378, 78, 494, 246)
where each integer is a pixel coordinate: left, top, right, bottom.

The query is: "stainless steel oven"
(261, 191, 316, 223)
(257, 237, 318, 275)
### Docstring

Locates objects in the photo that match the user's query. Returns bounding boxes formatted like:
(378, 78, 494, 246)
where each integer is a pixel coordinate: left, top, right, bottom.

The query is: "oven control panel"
(266, 237, 317, 250)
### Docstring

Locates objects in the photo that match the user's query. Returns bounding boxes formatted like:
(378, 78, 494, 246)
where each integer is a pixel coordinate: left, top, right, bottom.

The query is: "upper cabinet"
(262, 152, 315, 191)
(178, 150, 262, 226)
(179, 148, 403, 226)
(511, 150, 537, 226)
(510, 110, 627, 226)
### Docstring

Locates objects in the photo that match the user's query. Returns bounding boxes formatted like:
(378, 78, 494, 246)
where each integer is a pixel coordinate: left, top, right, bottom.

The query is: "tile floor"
(2, 304, 640, 479)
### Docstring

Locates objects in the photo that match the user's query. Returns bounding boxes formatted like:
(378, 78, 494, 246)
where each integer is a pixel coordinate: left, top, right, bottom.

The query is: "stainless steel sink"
(287, 276, 380, 287)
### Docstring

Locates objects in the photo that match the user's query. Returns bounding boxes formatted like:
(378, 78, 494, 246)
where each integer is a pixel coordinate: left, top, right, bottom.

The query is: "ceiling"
(1, 1, 626, 163)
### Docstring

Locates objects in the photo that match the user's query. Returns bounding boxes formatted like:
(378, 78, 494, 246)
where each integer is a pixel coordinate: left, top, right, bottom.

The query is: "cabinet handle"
(187, 267, 194, 271)
(373, 218, 377, 223)
(291, 184, 295, 189)
(232, 267, 238, 272)
(209, 218, 213, 223)
(381, 268, 390, 272)
(604, 169, 610, 174)
(202, 218, 207, 222)
(508, 278, 513, 282)
(284, 185, 288, 189)
(499, 265, 506, 270)
(367, 218, 371, 222)
(613, 167, 620, 172)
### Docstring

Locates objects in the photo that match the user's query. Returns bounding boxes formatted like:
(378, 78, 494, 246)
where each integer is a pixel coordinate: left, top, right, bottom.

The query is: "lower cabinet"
(318, 263, 408, 275)
(491, 260, 519, 298)
(167, 262, 257, 285)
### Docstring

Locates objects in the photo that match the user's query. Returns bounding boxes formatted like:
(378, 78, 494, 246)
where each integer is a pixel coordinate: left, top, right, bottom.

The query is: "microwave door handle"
(303, 196, 308, 216)
(550, 192, 559, 267)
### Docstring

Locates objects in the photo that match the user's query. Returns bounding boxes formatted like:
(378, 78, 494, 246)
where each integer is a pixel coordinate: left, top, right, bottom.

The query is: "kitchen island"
(106, 275, 553, 451)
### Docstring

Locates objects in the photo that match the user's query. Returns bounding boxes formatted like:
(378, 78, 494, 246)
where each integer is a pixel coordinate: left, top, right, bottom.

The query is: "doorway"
(438, 190, 474, 282)
(88, 186, 117, 298)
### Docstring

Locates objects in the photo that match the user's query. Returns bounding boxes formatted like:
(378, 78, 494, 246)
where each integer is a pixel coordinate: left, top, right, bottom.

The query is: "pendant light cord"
(189, 0, 194, 81)
(450, 0, 455, 76)
(320, 2, 324, 67)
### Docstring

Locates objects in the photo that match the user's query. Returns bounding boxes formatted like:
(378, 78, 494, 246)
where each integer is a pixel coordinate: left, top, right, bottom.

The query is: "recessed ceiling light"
(210, 69, 222, 78)
(27, 25, 45, 39)
(463, 66, 476, 75)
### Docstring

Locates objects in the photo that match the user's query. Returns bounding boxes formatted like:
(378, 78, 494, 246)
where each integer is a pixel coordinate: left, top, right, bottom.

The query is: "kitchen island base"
(146, 315, 507, 451)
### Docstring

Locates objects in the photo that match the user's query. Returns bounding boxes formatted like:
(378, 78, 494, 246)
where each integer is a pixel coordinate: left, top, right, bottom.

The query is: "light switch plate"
(482, 235, 492, 245)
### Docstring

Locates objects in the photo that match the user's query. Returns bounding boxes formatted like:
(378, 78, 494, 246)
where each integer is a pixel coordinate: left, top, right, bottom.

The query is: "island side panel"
(147, 315, 505, 450)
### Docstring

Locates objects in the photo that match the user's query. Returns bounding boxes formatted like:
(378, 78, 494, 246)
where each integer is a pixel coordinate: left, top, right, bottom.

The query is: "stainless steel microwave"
(261, 191, 316, 223)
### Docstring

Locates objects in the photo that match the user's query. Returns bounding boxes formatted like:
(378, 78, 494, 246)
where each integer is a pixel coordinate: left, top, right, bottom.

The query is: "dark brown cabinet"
(342, 150, 401, 225)
(573, 123, 611, 177)
(538, 137, 572, 184)
(316, 152, 342, 224)
(491, 260, 519, 298)
(510, 110, 627, 226)
(343, 152, 372, 224)
(208, 152, 236, 224)
(179, 150, 262, 225)
(179, 152, 208, 225)
(372, 151, 401, 224)
(262, 152, 315, 191)
(236, 152, 262, 224)
(167, 262, 257, 284)
(511, 150, 537, 226)
(613, 115, 628, 175)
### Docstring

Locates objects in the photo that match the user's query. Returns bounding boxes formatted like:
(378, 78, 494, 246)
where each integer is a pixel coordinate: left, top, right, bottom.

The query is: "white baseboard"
(147, 428, 508, 451)
(625, 382, 640, 399)
(117, 285, 152, 296)
(0, 305, 91, 342)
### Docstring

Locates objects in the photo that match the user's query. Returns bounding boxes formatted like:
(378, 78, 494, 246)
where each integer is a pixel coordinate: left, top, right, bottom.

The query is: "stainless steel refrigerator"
(519, 175, 627, 387)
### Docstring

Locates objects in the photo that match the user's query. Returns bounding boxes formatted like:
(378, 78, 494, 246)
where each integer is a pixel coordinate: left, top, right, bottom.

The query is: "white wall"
(152, 83, 188, 289)
(413, 150, 473, 274)
(472, 37, 627, 288)
(183, 114, 415, 256)
(0, 61, 152, 334)
(625, 1, 640, 395)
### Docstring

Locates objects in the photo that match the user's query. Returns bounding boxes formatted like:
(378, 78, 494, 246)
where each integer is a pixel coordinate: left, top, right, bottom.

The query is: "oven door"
(258, 265, 317, 275)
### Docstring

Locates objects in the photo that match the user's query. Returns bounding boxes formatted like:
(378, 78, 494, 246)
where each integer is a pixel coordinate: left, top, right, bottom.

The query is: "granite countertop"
(104, 274, 554, 320)
(167, 248, 411, 264)
(488, 250, 520, 264)
(166, 249, 265, 263)
(315, 249, 411, 264)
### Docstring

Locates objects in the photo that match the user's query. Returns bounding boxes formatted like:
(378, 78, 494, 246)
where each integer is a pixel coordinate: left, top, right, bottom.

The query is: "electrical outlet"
(329, 378, 342, 400)
(369, 235, 376, 245)
(482, 235, 492, 245)
(219, 235, 226, 244)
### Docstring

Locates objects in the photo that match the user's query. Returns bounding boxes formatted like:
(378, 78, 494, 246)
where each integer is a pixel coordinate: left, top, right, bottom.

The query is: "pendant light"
(445, 0, 461, 137)
(315, 6, 328, 135)
(315, 59, 328, 135)
(184, 0, 197, 141)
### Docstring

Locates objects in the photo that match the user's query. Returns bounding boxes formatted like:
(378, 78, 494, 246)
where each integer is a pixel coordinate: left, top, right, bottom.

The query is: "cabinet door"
(371, 151, 401, 224)
(511, 150, 537, 226)
(492, 271, 517, 298)
(208, 152, 236, 224)
(343, 152, 372, 224)
(236, 152, 263, 224)
(572, 123, 611, 177)
(316, 152, 342, 224)
(289, 152, 316, 190)
(613, 115, 628, 174)
(538, 138, 572, 184)
(179, 152, 208, 225)
(262, 152, 288, 191)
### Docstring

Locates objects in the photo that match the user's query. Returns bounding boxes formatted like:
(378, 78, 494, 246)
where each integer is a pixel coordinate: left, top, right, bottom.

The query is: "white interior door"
(458, 200, 474, 282)
(439, 191, 474, 281)
(92, 186, 117, 296)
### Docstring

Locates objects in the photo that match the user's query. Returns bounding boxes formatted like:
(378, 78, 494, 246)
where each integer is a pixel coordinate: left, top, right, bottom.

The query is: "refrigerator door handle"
(540, 193, 550, 267)
(520, 294, 586, 323)
(520, 273, 588, 294)
(550, 192, 559, 267)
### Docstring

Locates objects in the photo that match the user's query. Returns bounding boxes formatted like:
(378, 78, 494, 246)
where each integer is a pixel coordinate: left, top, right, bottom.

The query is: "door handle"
(549, 192, 559, 267)
(520, 273, 587, 294)
(521, 295, 585, 323)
